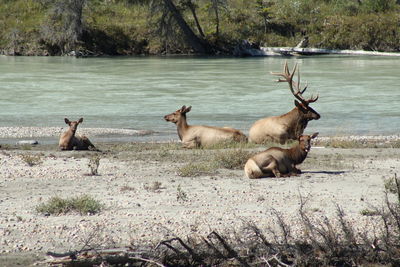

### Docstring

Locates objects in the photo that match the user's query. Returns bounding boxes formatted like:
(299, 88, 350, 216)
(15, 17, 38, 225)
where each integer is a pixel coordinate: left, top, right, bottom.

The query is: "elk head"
(298, 132, 319, 153)
(164, 105, 192, 124)
(272, 61, 320, 121)
(65, 118, 83, 133)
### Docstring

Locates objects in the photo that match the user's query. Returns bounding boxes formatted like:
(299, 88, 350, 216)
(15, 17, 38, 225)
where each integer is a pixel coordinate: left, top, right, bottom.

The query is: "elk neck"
(284, 108, 309, 138)
(176, 115, 189, 141)
(287, 143, 308, 165)
(63, 127, 76, 149)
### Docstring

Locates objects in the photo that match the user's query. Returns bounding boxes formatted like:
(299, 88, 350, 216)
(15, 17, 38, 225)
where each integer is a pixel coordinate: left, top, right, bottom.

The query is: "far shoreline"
(3, 47, 400, 58)
(0, 126, 399, 148)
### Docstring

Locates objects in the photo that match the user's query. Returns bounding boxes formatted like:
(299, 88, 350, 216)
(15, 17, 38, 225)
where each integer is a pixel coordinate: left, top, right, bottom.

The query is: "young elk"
(244, 132, 318, 179)
(249, 62, 320, 144)
(59, 118, 97, 151)
(164, 105, 248, 148)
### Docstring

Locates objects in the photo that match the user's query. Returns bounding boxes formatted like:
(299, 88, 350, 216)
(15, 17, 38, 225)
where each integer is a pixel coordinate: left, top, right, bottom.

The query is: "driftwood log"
(245, 46, 400, 57)
(39, 248, 165, 266)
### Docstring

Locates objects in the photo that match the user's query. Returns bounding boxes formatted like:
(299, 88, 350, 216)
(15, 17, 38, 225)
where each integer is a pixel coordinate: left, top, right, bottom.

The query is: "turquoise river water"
(0, 55, 399, 142)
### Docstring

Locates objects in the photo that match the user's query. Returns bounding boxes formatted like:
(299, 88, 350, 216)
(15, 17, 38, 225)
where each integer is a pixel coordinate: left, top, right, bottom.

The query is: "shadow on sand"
(303, 170, 346, 175)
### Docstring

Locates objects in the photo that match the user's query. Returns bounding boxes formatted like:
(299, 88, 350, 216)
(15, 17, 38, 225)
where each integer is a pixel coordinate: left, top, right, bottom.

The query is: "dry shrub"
(36, 195, 103, 215)
(20, 154, 43, 166)
(177, 162, 215, 177)
(213, 149, 253, 170)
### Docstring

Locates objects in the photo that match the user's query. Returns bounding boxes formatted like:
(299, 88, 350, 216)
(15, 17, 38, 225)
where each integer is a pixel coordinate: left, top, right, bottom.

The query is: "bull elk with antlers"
(249, 62, 320, 144)
(59, 118, 97, 151)
(164, 105, 248, 148)
(245, 132, 318, 179)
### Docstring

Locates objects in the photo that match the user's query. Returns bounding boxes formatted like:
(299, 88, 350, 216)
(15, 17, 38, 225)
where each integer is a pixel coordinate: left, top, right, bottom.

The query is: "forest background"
(1, 0, 400, 56)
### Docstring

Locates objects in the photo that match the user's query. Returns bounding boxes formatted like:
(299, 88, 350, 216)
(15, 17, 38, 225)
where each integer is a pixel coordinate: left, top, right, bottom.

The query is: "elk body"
(164, 105, 248, 148)
(245, 132, 318, 179)
(59, 118, 97, 151)
(249, 62, 320, 144)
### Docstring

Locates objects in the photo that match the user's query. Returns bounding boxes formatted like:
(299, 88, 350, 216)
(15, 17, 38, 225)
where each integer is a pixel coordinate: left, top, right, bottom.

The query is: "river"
(0, 55, 399, 143)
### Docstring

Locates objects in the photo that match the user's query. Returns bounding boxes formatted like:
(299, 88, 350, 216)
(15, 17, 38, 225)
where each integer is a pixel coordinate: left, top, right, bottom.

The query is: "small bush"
(20, 154, 42, 166)
(120, 185, 135, 192)
(36, 195, 103, 215)
(144, 181, 163, 192)
(176, 184, 188, 202)
(178, 162, 215, 177)
(213, 149, 252, 170)
(384, 174, 399, 194)
(360, 208, 380, 216)
(323, 139, 366, 148)
(88, 156, 100, 175)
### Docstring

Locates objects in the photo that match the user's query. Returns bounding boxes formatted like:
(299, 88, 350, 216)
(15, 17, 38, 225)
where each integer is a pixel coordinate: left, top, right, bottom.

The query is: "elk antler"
(271, 61, 318, 105)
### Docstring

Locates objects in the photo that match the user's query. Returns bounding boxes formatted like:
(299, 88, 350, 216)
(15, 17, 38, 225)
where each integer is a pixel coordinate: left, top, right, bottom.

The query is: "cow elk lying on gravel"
(164, 105, 248, 148)
(249, 61, 320, 144)
(244, 132, 318, 179)
(59, 118, 97, 151)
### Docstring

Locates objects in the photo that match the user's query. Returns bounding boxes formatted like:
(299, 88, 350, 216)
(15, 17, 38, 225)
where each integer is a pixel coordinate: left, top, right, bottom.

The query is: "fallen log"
(39, 247, 165, 266)
(257, 47, 400, 57)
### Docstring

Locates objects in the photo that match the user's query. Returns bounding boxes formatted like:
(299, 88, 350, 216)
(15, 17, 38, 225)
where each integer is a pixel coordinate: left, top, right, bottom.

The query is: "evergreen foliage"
(0, 0, 399, 55)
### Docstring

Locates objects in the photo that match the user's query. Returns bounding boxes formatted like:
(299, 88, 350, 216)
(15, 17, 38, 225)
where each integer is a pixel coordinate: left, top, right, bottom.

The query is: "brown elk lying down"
(244, 132, 318, 179)
(249, 62, 320, 144)
(164, 105, 248, 148)
(59, 118, 97, 151)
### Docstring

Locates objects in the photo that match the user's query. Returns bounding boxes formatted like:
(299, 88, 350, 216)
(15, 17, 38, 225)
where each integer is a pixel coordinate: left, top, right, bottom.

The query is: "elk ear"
(78, 118, 83, 123)
(64, 118, 70, 125)
(311, 132, 319, 139)
(179, 106, 186, 112)
(294, 100, 307, 112)
(184, 106, 192, 113)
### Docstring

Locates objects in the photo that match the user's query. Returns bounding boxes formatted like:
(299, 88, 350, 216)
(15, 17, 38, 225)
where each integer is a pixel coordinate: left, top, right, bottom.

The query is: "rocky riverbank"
(0, 134, 400, 265)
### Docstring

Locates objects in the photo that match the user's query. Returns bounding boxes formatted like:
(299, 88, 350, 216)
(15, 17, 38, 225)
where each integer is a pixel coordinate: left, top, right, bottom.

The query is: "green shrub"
(20, 154, 42, 166)
(213, 149, 252, 170)
(360, 209, 380, 216)
(36, 195, 103, 215)
(178, 162, 215, 177)
(176, 184, 188, 202)
(88, 156, 100, 175)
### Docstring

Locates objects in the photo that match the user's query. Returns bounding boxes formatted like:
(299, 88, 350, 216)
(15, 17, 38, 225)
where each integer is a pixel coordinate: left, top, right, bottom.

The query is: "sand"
(0, 131, 400, 265)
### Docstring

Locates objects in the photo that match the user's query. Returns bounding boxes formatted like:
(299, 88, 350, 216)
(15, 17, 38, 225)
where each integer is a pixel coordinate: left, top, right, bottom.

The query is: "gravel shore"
(0, 127, 152, 139)
(0, 131, 400, 265)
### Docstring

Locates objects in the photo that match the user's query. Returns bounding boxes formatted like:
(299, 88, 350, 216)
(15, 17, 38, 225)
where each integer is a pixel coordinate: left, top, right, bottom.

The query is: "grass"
(360, 208, 380, 216)
(36, 195, 103, 215)
(19, 153, 43, 166)
(384, 175, 398, 194)
(120, 185, 135, 192)
(88, 156, 101, 175)
(315, 137, 400, 149)
(143, 181, 164, 192)
(213, 149, 253, 170)
(178, 162, 215, 177)
(176, 184, 188, 202)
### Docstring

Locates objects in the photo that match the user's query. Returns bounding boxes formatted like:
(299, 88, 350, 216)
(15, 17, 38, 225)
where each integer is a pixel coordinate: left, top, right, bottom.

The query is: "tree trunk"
(187, 2, 205, 38)
(162, 0, 210, 54)
(211, 0, 220, 40)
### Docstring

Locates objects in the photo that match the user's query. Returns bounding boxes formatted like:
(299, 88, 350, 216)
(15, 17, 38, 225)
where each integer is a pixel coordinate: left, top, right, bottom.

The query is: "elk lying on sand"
(249, 61, 320, 144)
(59, 118, 97, 151)
(164, 105, 248, 148)
(244, 132, 318, 179)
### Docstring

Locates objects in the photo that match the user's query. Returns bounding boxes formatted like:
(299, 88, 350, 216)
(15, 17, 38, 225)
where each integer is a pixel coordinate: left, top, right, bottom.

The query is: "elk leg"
(81, 136, 97, 150)
(182, 138, 199, 149)
(289, 164, 301, 176)
(260, 156, 281, 178)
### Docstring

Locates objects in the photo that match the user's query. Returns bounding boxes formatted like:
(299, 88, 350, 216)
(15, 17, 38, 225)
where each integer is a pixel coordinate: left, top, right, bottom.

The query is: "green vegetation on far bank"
(1, 0, 400, 56)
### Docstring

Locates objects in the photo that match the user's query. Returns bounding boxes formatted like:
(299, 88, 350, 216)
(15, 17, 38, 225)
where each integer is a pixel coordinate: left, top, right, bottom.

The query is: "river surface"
(0, 55, 399, 142)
